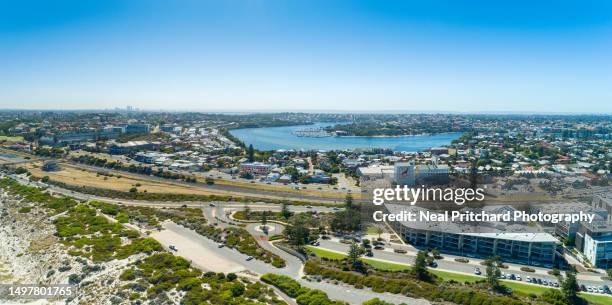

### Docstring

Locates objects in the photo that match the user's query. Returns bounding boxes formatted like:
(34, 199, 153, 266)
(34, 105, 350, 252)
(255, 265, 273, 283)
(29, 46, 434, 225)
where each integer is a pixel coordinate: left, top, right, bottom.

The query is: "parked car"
(218, 243, 224, 248)
(393, 249, 407, 254)
(374, 246, 385, 250)
(474, 268, 481, 275)
(246, 256, 254, 261)
(169, 245, 177, 252)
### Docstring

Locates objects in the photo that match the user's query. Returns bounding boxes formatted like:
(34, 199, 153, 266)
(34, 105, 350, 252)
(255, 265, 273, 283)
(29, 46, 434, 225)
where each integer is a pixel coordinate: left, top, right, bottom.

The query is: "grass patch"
(579, 292, 612, 305)
(431, 269, 481, 283)
(304, 245, 346, 260)
(305, 246, 411, 271)
(361, 258, 410, 271)
(500, 281, 551, 296)
(306, 245, 483, 281)
(501, 281, 612, 304)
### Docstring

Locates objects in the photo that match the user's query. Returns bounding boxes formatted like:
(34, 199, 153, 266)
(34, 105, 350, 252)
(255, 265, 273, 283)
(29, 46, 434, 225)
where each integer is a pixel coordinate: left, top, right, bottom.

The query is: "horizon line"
(0, 108, 611, 116)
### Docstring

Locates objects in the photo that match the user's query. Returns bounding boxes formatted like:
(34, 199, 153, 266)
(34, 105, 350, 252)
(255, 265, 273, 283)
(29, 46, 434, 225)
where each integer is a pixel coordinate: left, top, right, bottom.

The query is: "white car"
(516, 275, 521, 281)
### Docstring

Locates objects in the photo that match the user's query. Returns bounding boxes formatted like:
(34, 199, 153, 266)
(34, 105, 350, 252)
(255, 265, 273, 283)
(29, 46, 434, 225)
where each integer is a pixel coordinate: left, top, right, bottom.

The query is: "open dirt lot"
(25, 162, 230, 196)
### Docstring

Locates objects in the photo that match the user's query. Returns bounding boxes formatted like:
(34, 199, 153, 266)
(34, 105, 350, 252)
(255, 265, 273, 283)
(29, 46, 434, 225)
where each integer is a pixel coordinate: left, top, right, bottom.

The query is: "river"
(229, 123, 462, 151)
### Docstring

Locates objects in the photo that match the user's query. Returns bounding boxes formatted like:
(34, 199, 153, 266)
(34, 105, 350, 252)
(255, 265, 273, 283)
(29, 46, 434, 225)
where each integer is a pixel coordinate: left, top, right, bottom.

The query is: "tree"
(285, 219, 310, 248)
(607, 269, 612, 279)
(330, 209, 361, 233)
(345, 193, 353, 209)
(244, 204, 251, 220)
(469, 159, 478, 190)
(431, 248, 441, 259)
(561, 270, 579, 303)
(347, 242, 362, 267)
(230, 282, 245, 297)
(261, 211, 268, 227)
(281, 202, 292, 220)
(484, 256, 502, 290)
(374, 226, 384, 240)
(331, 193, 362, 233)
(247, 144, 254, 162)
(413, 250, 430, 281)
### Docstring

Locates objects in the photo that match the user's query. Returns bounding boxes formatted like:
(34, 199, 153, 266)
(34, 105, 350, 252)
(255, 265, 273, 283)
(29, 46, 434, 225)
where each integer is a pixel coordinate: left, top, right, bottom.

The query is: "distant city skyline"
(1, 1, 611, 112)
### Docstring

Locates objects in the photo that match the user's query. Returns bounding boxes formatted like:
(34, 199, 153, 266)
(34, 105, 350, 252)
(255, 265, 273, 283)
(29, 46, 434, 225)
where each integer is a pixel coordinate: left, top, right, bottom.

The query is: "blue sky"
(1, 0, 611, 113)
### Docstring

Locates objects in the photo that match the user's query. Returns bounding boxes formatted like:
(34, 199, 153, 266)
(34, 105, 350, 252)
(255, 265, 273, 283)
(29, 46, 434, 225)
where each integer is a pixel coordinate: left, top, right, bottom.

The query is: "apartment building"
(385, 204, 561, 267)
(576, 221, 612, 269)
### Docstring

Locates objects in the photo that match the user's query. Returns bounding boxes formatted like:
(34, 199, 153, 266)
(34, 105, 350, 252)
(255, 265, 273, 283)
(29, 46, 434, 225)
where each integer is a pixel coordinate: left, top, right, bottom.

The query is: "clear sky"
(1, 0, 611, 113)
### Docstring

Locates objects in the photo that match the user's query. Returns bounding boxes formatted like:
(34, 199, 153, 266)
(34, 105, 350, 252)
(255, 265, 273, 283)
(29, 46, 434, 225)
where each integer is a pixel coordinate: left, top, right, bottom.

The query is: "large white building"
(385, 204, 561, 267)
(358, 161, 450, 186)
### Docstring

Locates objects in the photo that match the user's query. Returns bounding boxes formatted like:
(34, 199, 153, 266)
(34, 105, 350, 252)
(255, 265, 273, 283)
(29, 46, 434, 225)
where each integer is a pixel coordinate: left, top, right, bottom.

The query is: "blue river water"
(229, 123, 462, 151)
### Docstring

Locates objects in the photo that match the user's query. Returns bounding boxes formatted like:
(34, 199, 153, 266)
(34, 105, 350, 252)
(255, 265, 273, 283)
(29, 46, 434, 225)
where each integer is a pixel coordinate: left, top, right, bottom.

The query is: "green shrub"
(18, 206, 32, 213)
